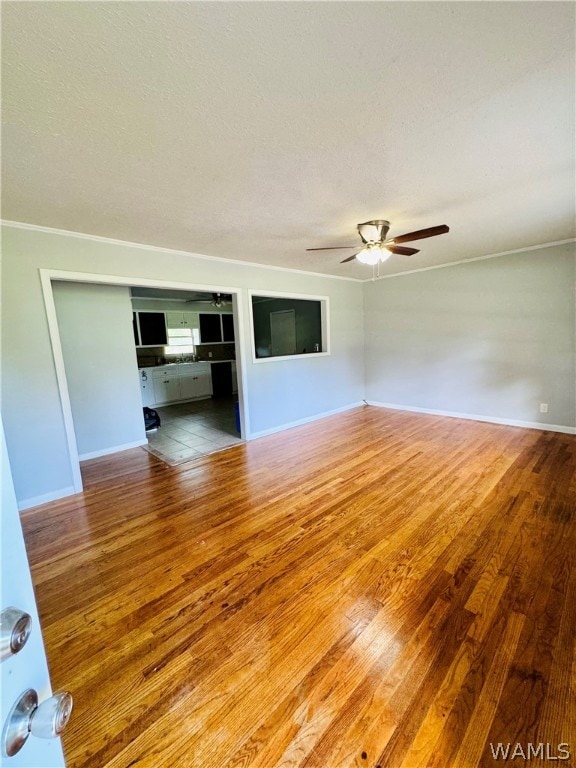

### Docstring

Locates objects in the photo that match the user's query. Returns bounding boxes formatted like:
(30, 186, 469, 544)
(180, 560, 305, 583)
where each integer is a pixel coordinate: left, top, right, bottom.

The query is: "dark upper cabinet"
(138, 312, 167, 346)
(199, 312, 235, 343)
(222, 314, 235, 342)
(199, 313, 222, 343)
(132, 312, 140, 346)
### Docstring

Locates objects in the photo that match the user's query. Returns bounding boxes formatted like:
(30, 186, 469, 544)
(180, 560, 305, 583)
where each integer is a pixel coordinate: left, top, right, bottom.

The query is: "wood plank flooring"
(21, 406, 576, 768)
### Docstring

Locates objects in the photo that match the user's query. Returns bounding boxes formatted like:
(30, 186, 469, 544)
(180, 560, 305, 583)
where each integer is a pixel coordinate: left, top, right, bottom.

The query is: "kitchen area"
(131, 287, 242, 465)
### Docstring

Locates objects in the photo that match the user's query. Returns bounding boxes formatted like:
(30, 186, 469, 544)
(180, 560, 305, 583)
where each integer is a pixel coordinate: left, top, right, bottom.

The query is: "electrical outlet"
(208, 351, 213, 358)
(539, 403, 549, 414)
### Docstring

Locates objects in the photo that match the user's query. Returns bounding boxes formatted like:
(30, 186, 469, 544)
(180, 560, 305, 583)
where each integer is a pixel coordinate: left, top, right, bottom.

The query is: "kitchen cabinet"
(139, 368, 155, 406)
(222, 313, 235, 342)
(166, 311, 199, 330)
(199, 313, 222, 342)
(179, 376, 197, 401)
(179, 363, 212, 400)
(144, 363, 213, 406)
(231, 361, 238, 394)
(137, 311, 167, 346)
(153, 374, 180, 405)
(180, 371, 212, 400)
(196, 371, 212, 398)
(199, 312, 235, 343)
(133, 312, 140, 346)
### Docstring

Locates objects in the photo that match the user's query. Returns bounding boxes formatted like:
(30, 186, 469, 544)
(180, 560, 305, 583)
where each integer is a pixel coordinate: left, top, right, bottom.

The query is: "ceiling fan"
(187, 292, 232, 307)
(307, 220, 449, 265)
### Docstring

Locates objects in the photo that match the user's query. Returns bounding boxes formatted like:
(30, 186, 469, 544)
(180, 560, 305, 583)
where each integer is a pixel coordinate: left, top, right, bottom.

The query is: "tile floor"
(144, 396, 242, 465)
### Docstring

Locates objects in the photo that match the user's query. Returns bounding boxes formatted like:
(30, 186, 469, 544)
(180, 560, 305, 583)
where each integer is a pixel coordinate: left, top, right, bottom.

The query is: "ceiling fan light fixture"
(210, 293, 227, 308)
(378, 248, 392, 263)
(356, 245, 381, 265)
(356, 244, 392, 265)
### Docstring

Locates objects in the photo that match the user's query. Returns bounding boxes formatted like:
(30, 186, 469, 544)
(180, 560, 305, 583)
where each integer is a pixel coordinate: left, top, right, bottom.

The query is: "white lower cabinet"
(153, 376, 180, 404)
(145, 363, 213, 406)
(197, 371, 212, 398)
(180, 372, 212, 400)
(141, 379, 156, 406)
(179, 375, 197, 401)
(139, 368, 156, 406)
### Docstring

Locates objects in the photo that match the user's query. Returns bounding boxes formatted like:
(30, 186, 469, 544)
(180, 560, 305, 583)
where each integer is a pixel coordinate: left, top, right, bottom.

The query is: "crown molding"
(0, 219, 363, 283)
(363, 238, 576, 281)
(3, 219, 572, 284)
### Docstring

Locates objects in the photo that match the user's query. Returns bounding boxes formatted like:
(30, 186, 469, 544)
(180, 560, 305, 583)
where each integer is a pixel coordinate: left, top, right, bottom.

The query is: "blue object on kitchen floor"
(234, 401, 240, 433)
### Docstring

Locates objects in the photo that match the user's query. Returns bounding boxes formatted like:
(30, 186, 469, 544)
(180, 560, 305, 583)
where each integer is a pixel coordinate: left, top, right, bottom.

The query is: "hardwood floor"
(21, 406, 575, 768)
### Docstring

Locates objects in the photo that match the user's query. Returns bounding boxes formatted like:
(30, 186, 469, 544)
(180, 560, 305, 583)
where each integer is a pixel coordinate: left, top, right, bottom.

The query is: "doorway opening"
(40, 269, 248, 494)
(130, 286, 242, 466)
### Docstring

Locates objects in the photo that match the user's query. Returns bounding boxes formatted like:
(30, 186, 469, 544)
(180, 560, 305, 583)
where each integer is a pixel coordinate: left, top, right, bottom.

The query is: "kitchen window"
(164, 326, 200, 356)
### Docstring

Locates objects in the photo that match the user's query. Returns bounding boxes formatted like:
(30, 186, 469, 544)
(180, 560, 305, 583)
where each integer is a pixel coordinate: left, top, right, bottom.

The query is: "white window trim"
(248, 289, 330, 364)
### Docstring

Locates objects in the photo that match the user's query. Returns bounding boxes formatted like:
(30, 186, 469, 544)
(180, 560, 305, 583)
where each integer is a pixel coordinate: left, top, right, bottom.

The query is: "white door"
(1, 418, 67, 766)
(270, 310, 296, 356)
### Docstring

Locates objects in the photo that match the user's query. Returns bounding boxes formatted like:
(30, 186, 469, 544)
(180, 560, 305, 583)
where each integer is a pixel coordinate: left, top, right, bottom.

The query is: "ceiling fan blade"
(388, 224, 449, 245)
(386, 245, 419, 256)
(340, 253, 359, 263)
(306, 245, 358, 251)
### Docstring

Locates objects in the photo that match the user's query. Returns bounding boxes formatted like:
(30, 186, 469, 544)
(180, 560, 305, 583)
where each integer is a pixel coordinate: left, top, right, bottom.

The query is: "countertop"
(139, 360, 235, 370)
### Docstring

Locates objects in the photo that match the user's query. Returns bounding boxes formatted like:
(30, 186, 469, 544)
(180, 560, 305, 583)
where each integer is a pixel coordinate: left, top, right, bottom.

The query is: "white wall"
(53, 281, 146, 459)
(364, 243, 576, 430)
(0, 224, 365, 507)
(4, 223, 573, 509)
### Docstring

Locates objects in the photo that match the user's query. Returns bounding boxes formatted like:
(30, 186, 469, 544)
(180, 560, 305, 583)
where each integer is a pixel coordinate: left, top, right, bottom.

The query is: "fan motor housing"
(357, 220, 390, 244)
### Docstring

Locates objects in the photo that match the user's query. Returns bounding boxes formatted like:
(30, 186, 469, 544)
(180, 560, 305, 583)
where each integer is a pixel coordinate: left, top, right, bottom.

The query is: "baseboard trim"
(18, 486, 77, 512)
(366, 401, 576, 434)
(79, 439, 148, 461)
(248, 402, 365, 440)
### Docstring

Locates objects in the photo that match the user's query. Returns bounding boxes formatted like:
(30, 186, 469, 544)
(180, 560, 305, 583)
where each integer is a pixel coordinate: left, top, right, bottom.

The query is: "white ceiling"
(2, 2, 575, 279)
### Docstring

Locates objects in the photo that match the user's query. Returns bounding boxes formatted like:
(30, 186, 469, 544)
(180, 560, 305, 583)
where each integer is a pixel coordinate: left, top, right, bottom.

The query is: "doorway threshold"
(142, 398, 243, 466)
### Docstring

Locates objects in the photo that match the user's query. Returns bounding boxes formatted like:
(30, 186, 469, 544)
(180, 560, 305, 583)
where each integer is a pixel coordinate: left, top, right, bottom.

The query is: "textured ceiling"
(2, 2, 575, 279)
